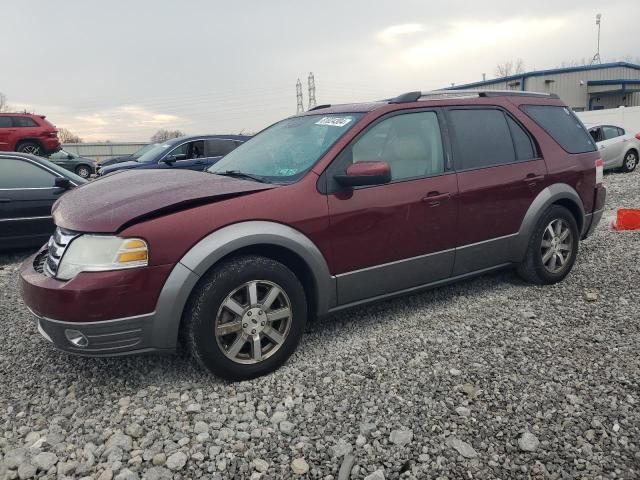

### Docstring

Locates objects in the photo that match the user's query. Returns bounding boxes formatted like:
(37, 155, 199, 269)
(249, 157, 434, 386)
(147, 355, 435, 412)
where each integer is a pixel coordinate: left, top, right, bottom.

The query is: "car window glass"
(13, 116, 38, 127)
(0, 117, 11, 127)
(350, 111, 445, 180)
(521, 105, 596, 154)
(448, 109, 515, 170)
(506, 116, 536, 160)
(0, 159, 56, 188)
(618, 127, 625, 136)
(190, 140, 205, 159)
(168, 143, 189, 158)
(602, 126, 621, 140)
(205, 139, 237, 157)
(589, 128, 602, 143)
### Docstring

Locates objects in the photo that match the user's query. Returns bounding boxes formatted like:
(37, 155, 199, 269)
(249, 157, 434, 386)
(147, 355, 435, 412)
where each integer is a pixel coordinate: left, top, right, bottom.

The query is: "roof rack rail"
(389, 89, 558, 103)
(308, 104, 331, 111)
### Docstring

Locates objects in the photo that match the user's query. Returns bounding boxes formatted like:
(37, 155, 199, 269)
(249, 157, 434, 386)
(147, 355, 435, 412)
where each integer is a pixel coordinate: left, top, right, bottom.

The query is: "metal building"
(449, 62, 640, 111)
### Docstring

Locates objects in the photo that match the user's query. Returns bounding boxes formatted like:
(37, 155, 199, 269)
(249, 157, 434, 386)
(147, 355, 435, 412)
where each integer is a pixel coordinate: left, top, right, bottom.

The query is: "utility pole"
(308, 72, 317, 110)
(296, 78, 304, 114)
(590, 14, 602, 65)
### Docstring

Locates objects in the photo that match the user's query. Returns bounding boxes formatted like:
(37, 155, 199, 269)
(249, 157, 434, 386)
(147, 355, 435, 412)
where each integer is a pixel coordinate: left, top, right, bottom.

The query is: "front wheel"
(517, 205, 580, 285)
(183, 255, 307, 381)
(75, 164, 92, 178)
(621, 150, 638, 173)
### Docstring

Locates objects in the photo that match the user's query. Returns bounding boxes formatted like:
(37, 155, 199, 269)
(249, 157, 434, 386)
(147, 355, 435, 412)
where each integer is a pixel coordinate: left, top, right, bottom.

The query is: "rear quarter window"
(521, 105, 596, 154)
(13, 116, 39, 127)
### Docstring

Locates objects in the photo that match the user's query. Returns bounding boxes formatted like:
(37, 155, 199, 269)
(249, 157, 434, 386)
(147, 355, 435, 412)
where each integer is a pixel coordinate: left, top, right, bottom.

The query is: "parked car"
(0, 113, 60, 156)
(97, 143, 154, 168)
(586, 123, 639, 172)
(0, 153, 86, 250)
(20, 90, 605, 380)
(97, 135, 250, 176)
(47, 148, 96, 178)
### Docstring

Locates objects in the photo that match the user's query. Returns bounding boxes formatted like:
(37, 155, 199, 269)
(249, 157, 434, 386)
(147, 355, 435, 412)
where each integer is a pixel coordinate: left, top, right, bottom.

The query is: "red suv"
(0, 113, 60, 156)
(20, 90, 606, 380)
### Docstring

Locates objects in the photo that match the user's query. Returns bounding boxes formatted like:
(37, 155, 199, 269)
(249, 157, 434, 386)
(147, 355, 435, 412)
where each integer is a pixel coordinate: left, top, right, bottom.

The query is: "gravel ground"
(1, 171, 639, 480)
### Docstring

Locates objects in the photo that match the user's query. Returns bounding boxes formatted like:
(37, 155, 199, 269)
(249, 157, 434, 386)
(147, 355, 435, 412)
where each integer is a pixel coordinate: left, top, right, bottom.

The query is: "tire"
(621, 150, 638, 173)
(16, 141, 42, 156)
(517, 205, 580, 285)
(183, 255, 307, 381)
(75, 164, 92, 178)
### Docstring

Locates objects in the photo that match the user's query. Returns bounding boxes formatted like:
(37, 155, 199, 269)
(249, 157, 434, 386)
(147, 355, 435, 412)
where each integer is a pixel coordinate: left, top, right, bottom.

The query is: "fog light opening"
(64, 329, 89, 348)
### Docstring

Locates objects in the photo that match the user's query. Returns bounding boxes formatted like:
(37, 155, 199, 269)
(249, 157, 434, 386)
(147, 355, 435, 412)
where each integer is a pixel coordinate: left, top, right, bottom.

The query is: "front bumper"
(31, 308, 164, 356)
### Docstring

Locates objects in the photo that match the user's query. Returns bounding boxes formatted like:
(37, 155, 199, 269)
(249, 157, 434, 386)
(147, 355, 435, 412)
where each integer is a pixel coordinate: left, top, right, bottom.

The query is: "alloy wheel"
(77, 166, 90, 178)
(21, 145, 41, 155)
(215, 280, 292, 364)
(541, 219, 573, 274)
(624, 152, 637, 170)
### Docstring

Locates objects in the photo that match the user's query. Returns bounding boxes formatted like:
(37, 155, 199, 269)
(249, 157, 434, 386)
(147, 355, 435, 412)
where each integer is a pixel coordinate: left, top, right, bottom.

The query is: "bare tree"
(495, 59, 525, 78)
(57, 127, 83, 144)
(150, 129, 185, 143)
(0, 92, 11, 113)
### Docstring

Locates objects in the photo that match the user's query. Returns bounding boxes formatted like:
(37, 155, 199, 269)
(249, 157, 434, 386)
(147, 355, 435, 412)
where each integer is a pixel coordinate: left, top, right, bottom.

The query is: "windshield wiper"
(211, 170, 270, 183)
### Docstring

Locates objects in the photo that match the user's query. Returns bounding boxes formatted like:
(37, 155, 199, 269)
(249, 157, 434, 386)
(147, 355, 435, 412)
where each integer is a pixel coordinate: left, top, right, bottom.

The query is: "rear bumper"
(31, 308, 167, 356)
(42, 138, 61, 154)
(582, 184, 607, 239)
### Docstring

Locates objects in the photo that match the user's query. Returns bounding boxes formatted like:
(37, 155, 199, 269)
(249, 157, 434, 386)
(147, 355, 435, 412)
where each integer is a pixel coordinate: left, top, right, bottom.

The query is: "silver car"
(586, 124, 639, 173)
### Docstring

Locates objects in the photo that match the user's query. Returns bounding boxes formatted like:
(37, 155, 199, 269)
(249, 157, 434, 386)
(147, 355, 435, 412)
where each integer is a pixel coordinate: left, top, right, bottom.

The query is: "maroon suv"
(20, 90, 606, 380)
(0, 113, 60, 156)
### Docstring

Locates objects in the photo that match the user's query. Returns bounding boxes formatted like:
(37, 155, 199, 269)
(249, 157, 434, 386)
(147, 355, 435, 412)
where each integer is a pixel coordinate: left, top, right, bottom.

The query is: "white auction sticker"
(315, 116, 353, 127)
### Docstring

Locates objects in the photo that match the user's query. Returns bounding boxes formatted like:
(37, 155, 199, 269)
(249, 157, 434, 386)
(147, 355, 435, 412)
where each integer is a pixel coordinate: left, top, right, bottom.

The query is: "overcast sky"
(1, 0, 639, 141)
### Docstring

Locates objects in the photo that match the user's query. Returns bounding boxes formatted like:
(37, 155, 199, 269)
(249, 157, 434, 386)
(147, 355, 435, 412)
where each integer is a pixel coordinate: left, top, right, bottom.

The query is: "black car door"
(0, 157, 65, 249)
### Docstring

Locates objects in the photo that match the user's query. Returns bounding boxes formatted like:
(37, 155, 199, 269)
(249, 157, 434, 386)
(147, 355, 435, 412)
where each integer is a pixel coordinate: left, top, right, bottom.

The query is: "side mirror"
(67, 154, 74, 159)
(54, 177, 71, 190)
(334, 161, 391, 187)
(162, 155, 176, 164)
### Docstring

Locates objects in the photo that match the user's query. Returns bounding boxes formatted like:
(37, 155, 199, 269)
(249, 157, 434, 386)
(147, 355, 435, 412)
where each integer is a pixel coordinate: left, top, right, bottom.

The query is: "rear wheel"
(75, 164, 92, 178)
(183, 255, 307, 381)
(621, 150, 638, 173)
(17, 141, 42, 156)
(517, 205, 579, 285)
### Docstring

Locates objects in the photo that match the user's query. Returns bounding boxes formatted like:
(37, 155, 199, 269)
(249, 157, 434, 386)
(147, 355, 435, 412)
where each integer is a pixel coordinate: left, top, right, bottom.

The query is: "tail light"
(48, 131, 58, 138)
(595, 158, 604, 185)
(635, 132, 640, 141)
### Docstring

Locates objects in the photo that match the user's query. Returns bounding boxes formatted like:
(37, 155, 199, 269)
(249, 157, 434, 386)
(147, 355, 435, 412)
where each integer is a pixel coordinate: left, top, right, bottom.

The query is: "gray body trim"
(336, 249, 454, 304)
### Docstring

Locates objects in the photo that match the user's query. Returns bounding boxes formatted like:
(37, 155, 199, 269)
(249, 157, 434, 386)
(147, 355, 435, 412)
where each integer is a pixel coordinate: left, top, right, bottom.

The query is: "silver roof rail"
(389, 90, 558, 103)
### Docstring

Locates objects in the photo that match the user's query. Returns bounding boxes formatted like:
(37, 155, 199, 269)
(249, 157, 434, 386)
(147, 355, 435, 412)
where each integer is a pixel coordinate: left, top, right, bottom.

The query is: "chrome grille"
(44, 228, 78, 278)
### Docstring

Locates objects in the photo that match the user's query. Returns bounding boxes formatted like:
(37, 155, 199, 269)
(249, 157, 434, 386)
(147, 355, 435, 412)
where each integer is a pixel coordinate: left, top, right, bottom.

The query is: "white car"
(586, 124, 639, 173)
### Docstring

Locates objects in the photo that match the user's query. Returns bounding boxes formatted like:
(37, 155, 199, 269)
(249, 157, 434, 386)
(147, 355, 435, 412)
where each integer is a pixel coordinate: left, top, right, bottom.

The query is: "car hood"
(52, 169, 278, 233)
(99, 160, 140, 174)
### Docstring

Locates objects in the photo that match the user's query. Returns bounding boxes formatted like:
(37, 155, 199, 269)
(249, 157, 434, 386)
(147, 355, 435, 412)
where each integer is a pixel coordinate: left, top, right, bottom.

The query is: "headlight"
(56, 235, 148, 280)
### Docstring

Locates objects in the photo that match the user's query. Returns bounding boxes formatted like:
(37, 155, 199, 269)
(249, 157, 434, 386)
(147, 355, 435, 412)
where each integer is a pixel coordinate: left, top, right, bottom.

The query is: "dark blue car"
(97, 134, 251, 176)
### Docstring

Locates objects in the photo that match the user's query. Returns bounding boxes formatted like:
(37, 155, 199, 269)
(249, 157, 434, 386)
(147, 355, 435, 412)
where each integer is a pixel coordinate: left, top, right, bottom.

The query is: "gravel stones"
(253, 458, 269, 472)
(364, 470, 385, 480)
(389, 429, 413, 446)
(291, 458, 309, 475)
(445, 436, 478, 458)
(106, 433, 133, 452)
(518, 431, 540, 452)
(32, 451, 57, 471)
(165, 451, 187, 471)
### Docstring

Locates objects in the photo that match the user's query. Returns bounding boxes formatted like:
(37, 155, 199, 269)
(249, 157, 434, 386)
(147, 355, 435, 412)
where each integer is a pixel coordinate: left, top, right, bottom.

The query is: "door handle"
(599, 144, 606, 149)
(523, 174, 544, 183)
(422, 191, 450, 206)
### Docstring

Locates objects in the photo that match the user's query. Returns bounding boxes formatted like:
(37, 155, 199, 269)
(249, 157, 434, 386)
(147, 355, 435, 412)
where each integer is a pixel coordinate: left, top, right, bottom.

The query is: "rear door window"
(448, 109, 516, 170)
(521, 105, 596, 153)
(506, 116, 536, 161)
(602, 126, 623, 140)
(12, 116, 38, 127)
(205, 139, 237, 157)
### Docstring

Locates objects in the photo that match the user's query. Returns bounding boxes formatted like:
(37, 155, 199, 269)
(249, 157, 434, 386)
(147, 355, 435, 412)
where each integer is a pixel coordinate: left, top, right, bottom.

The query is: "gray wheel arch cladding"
(150, 221, 334, 351)
(515, 183, 585, 260)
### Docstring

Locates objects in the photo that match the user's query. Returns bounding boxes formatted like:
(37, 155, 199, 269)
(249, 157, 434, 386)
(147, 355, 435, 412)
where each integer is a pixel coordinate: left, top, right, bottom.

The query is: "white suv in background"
(586, 123, 640, 173)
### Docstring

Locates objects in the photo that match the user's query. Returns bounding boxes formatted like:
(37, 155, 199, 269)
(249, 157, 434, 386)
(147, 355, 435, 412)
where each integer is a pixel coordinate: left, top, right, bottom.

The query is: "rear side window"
(13, 116, 38, 127)
(506, 116, 536, 161)
(521, 105, 596, 154)
(448, 109, 516, 170)
(0, 117, 12, 127)
(602, 125, 623, 140)
(205, 139, 237, 157)
(0, 159, 56, 189)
